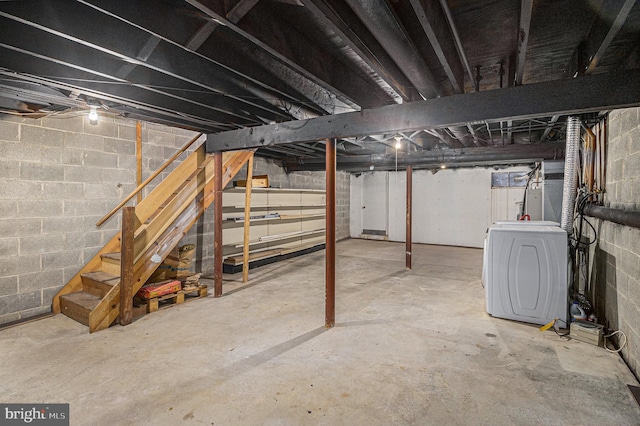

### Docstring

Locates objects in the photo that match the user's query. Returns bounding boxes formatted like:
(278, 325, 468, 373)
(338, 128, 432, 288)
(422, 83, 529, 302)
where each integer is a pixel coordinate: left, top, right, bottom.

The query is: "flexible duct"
(560, 116, 581, 232)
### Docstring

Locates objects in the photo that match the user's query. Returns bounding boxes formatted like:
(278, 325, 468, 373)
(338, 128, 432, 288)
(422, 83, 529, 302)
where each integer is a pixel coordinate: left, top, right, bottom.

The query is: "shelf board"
(226, 213, 325, 223)
(225, 187, 325, 194)
(231, 203, 325, 209)
(229, 228, 325, 248)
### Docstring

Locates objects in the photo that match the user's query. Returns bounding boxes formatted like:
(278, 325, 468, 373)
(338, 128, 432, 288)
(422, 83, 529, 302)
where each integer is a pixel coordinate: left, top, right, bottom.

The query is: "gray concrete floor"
(2, 239, 639, 425)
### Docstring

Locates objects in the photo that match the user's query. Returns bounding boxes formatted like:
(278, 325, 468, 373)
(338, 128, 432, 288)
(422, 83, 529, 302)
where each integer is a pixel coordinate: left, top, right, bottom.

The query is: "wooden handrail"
(96, 133, 203, 227)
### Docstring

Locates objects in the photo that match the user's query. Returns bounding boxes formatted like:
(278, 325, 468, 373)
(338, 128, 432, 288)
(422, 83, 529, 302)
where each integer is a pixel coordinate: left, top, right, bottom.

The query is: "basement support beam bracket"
(206, 69, 640, 151)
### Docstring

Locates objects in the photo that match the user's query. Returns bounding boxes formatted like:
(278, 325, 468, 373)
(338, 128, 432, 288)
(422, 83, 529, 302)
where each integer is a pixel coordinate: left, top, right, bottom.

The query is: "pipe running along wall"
(583, 205, 640, 229)
(561, 116, 581, 232)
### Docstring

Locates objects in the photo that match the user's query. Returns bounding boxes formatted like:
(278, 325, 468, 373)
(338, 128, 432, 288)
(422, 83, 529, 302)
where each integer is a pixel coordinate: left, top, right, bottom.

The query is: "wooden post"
(406, 165, 412, 270)
(136, 122, 142, 204)
(120, 206, 136, 326)
(242, 154, 254, 283)
(214, 151, 223, 297)
(325, 138, 336, 328)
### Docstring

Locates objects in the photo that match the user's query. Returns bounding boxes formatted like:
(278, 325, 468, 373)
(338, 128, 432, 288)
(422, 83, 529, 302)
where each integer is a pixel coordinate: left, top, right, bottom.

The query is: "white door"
(361, 172, 388, 236)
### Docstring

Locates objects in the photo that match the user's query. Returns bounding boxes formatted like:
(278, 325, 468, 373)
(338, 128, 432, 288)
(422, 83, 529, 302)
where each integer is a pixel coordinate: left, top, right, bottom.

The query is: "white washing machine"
(484, 223, 568, 326)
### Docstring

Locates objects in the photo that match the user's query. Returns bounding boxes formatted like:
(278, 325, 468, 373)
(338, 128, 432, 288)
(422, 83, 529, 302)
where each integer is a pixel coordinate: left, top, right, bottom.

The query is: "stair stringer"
(88, 150, 254, 332)
(52, 146, 210, 314)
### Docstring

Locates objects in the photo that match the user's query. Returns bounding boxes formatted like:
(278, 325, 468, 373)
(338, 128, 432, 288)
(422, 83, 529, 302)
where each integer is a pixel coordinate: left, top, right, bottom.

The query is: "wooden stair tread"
(82, 271, 120, 283)
(101, 252, 121, 261)
(60, 291, 101, 308)
(60, 292, 102, 327)
(81, 271, 120, 298)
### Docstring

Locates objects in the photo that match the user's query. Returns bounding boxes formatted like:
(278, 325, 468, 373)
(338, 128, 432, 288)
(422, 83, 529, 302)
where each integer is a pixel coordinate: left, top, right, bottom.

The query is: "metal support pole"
(406, 165, 412, 269)
(214, 151, 223, 297)
(242, 154, 254, 283)
(325, 138, 336, 329)
(119, 206, 135, 326)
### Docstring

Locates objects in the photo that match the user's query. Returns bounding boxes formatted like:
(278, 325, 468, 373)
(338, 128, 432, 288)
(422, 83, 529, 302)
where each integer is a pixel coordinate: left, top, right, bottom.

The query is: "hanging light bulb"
(394, 135, 402, 149)
(88, 106, 98, 125)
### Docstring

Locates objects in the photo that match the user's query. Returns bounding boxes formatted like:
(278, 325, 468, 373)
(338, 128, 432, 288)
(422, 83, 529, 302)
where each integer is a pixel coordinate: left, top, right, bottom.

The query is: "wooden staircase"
(52, 145, 253, 332)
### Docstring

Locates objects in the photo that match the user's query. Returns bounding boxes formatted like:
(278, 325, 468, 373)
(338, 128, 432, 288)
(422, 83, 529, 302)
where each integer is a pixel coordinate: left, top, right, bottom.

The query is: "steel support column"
(214, 151, 223, 297)
(325, 138, 336, 329)
(406, 165, 413, 270)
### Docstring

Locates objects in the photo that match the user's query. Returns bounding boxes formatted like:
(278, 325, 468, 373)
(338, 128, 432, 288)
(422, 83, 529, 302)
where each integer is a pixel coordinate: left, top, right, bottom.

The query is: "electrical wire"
(603, 329, 627, 353)
(553, 318, 570, 337)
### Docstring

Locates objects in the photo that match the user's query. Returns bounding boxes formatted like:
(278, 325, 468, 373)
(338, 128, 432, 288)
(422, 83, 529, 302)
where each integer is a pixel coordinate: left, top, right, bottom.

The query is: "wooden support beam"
(242, 154, 254, 283)
(119, 206, 136, 326)
(136, 121, 142, 204)
(325, 138, 336, 329)
(214, 151, 223, 297)
(406, 165, 412, 270)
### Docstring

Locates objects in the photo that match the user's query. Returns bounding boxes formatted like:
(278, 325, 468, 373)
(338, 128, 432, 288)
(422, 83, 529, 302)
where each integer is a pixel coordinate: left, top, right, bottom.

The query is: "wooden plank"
(230, 228, 325, 247)
(234, 174, 268, 188)
(133, 159, 213, 263)
(100, 253, 121, 276)
(81, 271, 120, 298)
(133, 145, 205, 225)
(243, 153, 254, 283)
(120, 206, 136, 326)
(225, 249, 283, 265)
(136, 121, 142, 204)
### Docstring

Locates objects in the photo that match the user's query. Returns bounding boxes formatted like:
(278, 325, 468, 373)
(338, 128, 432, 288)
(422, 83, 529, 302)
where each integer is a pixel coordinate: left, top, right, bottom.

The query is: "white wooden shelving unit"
(222, 187, 326, 272)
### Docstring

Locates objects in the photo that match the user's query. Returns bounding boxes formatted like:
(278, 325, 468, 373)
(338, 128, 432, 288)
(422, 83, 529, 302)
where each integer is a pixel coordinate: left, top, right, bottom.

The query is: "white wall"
(350, 166, 533, 248)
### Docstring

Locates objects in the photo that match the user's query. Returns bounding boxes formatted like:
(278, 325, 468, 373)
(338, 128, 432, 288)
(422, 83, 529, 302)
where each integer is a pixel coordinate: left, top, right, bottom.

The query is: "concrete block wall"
(587, 107, 640, 377)
(0, 112, 348, 325)
(0, 113, 200, 325)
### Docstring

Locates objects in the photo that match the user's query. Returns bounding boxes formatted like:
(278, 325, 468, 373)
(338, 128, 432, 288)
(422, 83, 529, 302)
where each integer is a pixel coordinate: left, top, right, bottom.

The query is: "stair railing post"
(120, 206, 136, 326)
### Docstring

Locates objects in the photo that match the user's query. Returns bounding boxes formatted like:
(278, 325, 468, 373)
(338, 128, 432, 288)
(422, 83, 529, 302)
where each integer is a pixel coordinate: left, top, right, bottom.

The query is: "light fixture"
(394, 135, 402, 150)
(88, 106, 98, 125)
(440, 164, 447, 169)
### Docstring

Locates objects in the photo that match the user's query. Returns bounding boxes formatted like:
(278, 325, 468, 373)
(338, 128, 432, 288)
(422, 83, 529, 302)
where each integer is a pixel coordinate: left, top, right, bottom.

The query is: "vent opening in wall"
(362, 229, 387, 236)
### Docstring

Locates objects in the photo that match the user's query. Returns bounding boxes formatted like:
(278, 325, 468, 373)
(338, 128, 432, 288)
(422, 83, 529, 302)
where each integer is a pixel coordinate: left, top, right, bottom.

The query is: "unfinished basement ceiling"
(0, 0, 639, 171)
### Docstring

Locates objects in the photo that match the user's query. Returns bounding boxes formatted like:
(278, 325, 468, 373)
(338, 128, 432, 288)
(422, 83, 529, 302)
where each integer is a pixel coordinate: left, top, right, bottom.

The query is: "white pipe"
(561, 116, 581, 232)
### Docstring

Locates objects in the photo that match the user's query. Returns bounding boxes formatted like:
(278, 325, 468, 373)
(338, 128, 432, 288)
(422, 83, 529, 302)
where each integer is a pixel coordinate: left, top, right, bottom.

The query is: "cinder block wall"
(587, 107, 640, 377)
(0, 114, 349, 325)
